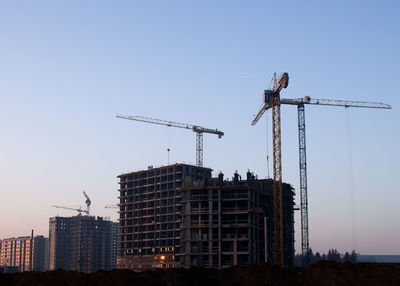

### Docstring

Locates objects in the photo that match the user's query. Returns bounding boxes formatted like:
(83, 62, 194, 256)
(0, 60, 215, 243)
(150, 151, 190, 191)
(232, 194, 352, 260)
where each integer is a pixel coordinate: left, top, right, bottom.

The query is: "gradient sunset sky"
(0, 0, 399, 255)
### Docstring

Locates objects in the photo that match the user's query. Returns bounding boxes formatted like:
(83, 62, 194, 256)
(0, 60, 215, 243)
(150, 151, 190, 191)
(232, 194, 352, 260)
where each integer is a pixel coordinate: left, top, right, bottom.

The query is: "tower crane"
(52, 191, 93, 216)
(116, 114, 224, 167)
(52, 205, 88, 216)
(105, 204, 118, 209)
(252, 72, 288, 267)
(278, 95, 391, 266)
(83, 191, 91, 216)
(252, 72, 392, 267)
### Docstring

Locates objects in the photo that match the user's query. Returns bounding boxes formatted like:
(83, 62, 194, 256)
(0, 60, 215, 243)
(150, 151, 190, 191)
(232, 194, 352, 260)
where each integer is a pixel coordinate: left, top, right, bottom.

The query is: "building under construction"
(117, 164, 211, 270)
(49, 215, 118, 272)
(117, 164, 295, 270)
(179, 171, 294, 268)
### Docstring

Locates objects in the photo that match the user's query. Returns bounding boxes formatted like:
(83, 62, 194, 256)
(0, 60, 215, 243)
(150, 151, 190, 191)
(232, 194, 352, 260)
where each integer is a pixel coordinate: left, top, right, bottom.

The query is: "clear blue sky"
(0, 1, 399, 255)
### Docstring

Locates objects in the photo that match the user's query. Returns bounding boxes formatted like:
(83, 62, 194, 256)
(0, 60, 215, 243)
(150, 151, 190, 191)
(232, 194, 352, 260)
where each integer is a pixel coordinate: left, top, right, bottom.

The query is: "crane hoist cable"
(345, 109, 357, 251)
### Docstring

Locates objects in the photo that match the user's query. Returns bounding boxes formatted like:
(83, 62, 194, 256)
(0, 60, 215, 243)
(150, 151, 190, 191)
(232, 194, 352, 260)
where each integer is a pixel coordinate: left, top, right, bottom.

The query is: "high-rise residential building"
(0, 232, 48, 272)
(179, 171, 295, 268)
(117, 164, 211, 270)
(33, 235, 49, 271)
(49, 215, 117, 272)
(116, 164, 295, 270)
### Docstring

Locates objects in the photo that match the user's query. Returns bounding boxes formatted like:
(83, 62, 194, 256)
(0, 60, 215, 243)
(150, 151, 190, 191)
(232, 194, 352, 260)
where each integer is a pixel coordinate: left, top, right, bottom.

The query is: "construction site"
(116, 164, 295, 270)
(0, 72, 389, 275)
(114, 72, 391, 270)
(49, 192, 119, 272)
(1, 2, 398, 284)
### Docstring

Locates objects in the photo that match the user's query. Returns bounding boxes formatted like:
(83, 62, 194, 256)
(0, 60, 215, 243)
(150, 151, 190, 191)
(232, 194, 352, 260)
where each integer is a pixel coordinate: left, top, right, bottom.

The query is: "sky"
(0, 0, 399, 255)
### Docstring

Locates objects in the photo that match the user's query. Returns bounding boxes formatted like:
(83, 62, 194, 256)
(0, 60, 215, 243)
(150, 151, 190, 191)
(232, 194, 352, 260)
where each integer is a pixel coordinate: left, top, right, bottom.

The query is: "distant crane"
(83, 191, 91, 216)
(105, 204, 118, 209)
(52, 191, 93, 216)
(52, 205, 88, 216)
(116, 114, 224, 167)
(252, 72, 392, 266)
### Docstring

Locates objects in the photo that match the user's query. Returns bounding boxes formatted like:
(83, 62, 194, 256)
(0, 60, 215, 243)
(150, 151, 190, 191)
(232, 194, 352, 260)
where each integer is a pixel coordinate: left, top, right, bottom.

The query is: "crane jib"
(116, 114, 224, 167)
(279, 97, 392, 109)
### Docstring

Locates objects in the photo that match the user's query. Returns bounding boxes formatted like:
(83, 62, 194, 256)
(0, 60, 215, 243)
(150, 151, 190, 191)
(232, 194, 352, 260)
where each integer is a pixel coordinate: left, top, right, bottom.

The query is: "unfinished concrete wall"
(117, 164, 212, 271)
(180, 172, 295, 268)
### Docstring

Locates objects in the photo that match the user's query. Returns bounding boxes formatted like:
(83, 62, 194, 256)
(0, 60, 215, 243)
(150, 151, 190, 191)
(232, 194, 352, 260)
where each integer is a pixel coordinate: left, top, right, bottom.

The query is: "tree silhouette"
(343, 252, 351, 262)
(293, 248, 358, 267)
(327, 249, 341, 262)
(314, 252, 322, 263)
(350, 250, 357, 264)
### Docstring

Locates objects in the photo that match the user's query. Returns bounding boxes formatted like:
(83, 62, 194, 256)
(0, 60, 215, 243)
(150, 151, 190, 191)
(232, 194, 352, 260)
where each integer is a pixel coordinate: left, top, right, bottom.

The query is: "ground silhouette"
(0, 261, 399, 286)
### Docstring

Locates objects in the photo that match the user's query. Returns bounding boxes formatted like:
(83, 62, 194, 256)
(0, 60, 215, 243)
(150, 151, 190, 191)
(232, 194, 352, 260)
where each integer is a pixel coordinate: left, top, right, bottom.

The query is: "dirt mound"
(0, 262, 399, 286)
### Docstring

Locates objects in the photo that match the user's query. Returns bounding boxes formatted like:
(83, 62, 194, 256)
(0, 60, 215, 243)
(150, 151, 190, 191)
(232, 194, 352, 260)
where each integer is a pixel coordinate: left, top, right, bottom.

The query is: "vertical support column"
(272, 98, 284, 266)
(233, 235, 237, 265)
(298, 105, 309, 266)
(196, 132, 203, 167)
(183, 190, 191, 268)
(208, 188, 213, 268)
(218, 188, 222, 269)
(264, 216, 268, 263)
(30, 229, 34, 271)
(153, 174, 157, 264)
(248, 193, 253, 264)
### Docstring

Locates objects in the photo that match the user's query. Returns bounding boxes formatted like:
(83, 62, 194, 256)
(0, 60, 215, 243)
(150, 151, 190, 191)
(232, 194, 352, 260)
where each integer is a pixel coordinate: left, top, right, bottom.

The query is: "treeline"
(294, 249, 357, 267)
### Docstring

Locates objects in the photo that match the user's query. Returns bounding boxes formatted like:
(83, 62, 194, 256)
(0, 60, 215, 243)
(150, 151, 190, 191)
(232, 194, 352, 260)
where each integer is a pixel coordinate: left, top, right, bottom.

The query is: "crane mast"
(297, 104, 308, 266)
(116, 114, 224, 167)
(252, 72, 289, 266)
